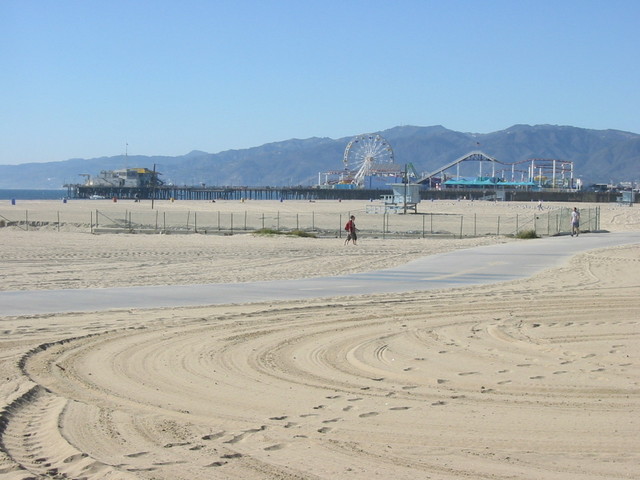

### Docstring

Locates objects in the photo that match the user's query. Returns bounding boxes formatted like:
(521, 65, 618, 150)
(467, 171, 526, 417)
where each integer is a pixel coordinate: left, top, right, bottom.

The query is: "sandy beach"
(1, 199, 639, 479)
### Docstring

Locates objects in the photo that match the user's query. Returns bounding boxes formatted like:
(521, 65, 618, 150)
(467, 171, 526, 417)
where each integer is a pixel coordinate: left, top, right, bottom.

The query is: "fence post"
(497, 216, 500, 236)
(422, 215, 425, 238)
(516, 214, 519, 234)
(91, 210, 93, 234)
(382, 213, 386, 239)
(25, 210, 28, 231)
(262, 213, 265, 230)
(244, 211, 247, 231)
(231, 213, 234, 234)
(218, 211, 221, 231)
(155, 210, 159, 233)
(339, 214, 342, 238)
(459, 215, 464, 239)
(547, 211, 550, 236)
(296, 213, 299, 231)
(194, 212, 197, 233)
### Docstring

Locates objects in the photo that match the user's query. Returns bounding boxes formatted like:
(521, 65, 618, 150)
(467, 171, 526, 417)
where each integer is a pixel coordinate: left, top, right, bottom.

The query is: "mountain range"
(1, 124, 639, 189)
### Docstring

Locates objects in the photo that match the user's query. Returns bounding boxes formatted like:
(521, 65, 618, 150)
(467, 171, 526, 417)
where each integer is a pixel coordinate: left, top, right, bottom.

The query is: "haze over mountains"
(1, 124, 639, 189)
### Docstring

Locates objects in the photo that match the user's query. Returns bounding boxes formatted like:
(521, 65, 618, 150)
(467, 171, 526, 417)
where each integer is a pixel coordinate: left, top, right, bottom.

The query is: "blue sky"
(2, 0, 639, 165)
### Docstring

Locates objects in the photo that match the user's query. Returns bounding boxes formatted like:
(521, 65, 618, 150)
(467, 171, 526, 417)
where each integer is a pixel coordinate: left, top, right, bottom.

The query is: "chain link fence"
(0, 206, 600, 238)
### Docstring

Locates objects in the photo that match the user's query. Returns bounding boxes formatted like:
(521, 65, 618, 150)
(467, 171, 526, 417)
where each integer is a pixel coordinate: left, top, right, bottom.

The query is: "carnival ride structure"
(417, 151, 576, 190)
(319, 133, 409, 188)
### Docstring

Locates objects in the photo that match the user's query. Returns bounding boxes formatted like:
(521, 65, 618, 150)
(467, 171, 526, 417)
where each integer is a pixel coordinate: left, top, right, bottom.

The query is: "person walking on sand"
(571, 207, 580, 237)
(344, 215, 358, 245)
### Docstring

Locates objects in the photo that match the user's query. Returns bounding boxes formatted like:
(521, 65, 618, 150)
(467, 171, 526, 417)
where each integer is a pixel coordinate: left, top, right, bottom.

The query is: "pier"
(65, 184, 626, 203)
(65, 185, 390, 201)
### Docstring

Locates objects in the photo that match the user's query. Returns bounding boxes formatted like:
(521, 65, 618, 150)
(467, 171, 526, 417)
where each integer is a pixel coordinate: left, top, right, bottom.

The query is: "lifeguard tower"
(367, 183, 421, 214)
(617, 190, 634, 206)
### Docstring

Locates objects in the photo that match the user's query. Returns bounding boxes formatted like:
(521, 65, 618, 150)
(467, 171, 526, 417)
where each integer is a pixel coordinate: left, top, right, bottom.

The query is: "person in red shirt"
(344, 215, 358, 245)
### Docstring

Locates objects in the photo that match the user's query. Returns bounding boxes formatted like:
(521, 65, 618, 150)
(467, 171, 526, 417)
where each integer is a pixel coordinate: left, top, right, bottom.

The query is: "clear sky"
(2, 0, 639, 165)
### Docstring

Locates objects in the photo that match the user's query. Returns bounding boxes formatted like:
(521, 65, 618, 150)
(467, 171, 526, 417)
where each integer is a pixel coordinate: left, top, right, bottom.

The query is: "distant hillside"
(1, 125, 639, 189)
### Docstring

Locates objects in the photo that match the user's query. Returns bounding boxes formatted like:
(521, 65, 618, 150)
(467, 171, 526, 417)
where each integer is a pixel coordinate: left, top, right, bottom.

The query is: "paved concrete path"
(2, 232, 639, 316)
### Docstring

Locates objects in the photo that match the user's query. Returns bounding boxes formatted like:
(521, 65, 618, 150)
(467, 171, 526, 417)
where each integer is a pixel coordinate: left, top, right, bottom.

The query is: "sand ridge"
(1, 200, 639, 479)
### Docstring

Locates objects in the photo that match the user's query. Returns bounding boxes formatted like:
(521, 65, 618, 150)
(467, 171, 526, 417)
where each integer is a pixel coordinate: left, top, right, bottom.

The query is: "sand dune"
(1, 200, 639, 479)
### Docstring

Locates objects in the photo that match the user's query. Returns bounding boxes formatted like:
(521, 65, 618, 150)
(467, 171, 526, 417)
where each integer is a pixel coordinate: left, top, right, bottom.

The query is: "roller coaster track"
(417, 151, 573, 185)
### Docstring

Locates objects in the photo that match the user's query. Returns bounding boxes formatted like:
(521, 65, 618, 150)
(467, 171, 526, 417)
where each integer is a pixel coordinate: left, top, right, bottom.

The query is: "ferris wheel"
(343, 133, 396, 186)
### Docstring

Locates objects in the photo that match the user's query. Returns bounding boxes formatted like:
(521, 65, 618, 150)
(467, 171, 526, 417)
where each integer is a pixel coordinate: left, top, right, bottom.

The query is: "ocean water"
(0, 189, 68, 200)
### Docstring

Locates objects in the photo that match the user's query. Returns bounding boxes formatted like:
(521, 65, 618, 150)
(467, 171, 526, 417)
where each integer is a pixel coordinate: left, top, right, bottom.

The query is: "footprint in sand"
(221, 453, 243, 459)
(269, 416, 287, 421)
(264, 444, 286, 451)
(437, 379, 448, 384)
(317, 427, 332, 433)
(359, 412, 379, 418)
(389, 406, 411, 411)
(202, 432, 225, 441)
(163, 442, 191, 448)
(529, 376, 545, 380)
(63, 453, 89, 463)
(342, 406, 353, 412)
(432, 401, 447, 406)
(497, 380, 512, 385)
(322, 418, 341, 424)
(553, 371, 567, 375)
(458, 371, 480, 376)
(124, 452, 149, 458)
